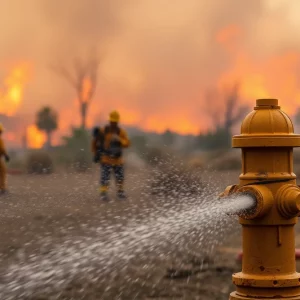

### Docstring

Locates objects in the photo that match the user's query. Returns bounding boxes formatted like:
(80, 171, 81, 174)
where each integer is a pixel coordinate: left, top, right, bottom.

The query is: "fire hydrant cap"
(233, 99, 300, 148)
(256, 99, 279, 107)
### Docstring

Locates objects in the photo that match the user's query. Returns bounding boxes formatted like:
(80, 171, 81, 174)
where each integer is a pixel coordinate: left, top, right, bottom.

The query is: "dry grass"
(208, 150, 241, 171)
(26, 151, 54, 174)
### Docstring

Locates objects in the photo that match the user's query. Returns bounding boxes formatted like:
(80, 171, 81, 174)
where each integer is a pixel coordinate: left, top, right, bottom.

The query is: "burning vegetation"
(1, 1, 300, 150)
(0, 62, 30, 116)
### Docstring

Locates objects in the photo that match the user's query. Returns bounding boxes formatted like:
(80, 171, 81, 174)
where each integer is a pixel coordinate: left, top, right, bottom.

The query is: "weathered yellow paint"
(222, 99, 300, 299)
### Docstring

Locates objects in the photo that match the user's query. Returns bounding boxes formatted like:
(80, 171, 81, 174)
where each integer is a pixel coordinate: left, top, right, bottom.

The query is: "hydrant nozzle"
(235, 185, 273, 220)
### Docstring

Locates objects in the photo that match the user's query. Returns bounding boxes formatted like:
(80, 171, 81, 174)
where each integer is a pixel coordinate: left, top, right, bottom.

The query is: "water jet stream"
(0, 194, 254, 299)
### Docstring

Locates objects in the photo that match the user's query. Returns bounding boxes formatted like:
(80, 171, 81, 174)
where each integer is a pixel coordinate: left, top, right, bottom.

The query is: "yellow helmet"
(0, 123, 3, 132)
(109, 110, 120, 122)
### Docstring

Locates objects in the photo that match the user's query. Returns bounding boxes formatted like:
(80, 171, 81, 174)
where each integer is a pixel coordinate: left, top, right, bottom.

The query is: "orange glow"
(143, 113, 199, 135)
(60, 101, 79, 130)
(120, 108, 141, 126)
(4, 132, 17, 142)
(216, 24, 300, 118)
(5, 1, 300, 147)
(218, 51, 300, 115)
(26, 125, 46, 149)
(0, 62, 31, 116)
(5, 23, 300, 147)
(216, 24, 241, 53)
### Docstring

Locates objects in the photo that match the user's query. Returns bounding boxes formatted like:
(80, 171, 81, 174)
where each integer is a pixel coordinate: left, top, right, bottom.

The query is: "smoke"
(0, 0, 300, 141)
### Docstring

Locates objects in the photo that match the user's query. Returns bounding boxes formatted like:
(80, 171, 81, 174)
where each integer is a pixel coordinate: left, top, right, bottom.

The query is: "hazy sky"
(1, 0, 300, 136)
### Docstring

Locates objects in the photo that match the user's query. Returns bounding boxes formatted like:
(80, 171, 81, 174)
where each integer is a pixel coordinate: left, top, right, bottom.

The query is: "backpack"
(92, 127, 100, 138)
(104, 125, 122, 159)
(92, 127, 104, 163)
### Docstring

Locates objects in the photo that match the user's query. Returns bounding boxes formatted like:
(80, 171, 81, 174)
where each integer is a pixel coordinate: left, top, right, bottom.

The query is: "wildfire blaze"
(26, 125, 46, 149)
(0, 63, 31, 116)
(215, 23, 300, 117)
(2, 0, 300, 147)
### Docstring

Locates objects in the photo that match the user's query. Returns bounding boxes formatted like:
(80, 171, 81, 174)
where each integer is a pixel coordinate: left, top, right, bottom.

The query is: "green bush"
(26, 151, 54, 174)
(161, 129, 176, 146)
(59, 127, 92, 172)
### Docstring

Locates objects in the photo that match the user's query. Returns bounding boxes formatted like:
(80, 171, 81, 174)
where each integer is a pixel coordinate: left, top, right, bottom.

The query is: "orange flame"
(5, 23, 300, 144)
(26, 125, 46, 149)
(216, 25, 300, 117)
(0, 62, 31, 116)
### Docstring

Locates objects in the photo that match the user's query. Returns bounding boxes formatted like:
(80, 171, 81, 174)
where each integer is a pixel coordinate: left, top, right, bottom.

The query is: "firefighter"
(0, 124, 10, 194)
(92, 111, 130, 200)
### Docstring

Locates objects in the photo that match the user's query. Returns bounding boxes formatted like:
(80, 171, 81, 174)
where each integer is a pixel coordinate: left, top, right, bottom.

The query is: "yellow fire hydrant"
(222, 99, 300, 299)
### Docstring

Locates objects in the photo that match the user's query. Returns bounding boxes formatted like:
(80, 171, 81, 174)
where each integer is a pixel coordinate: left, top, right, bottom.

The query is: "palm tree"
(36, 106, 58, 149)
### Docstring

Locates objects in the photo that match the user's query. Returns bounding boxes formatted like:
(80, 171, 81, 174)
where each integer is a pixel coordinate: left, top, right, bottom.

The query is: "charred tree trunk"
(46, 131, 52, 150)
(80, 102, 88, 130)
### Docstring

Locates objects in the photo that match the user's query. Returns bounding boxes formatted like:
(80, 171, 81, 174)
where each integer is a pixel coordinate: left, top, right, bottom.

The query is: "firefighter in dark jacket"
(92, 111, 130, 200)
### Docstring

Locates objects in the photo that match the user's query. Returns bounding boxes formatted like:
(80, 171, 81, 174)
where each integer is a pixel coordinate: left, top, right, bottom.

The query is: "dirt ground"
(0, 167, 299, 300)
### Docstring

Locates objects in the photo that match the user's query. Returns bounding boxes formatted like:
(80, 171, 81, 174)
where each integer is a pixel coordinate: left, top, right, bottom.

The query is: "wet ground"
(0, 167, 296, 300)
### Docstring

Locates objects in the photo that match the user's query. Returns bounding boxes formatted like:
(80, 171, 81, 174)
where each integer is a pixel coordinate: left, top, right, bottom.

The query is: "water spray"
(221, 99, 300, 300)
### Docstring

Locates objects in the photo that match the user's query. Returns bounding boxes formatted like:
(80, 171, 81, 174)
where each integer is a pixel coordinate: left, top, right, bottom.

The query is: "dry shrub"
(144, 147, 168, 166)
(149, 159, 204, 197)
(186, 157, 205, 170)
(6, 151, 24, 170)
(72, 151, 90, 173)
(209, 150, 241, 171)
(26, 151, 54, 174)
(143, 148, 205, 198)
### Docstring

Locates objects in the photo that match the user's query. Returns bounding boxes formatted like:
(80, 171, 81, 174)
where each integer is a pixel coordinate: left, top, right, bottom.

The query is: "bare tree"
(204, 88, 223, 130)
(52, 51, 99, 129)
(204, 82, 248, 134)
(223, 83, 248, 134)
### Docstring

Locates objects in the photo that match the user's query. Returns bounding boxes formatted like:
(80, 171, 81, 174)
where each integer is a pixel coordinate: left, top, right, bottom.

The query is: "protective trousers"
(100, 164, 124, 193)
(0, 160, 6, 191)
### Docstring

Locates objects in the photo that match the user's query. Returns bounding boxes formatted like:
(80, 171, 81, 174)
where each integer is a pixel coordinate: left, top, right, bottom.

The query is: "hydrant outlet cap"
(256, 99, 279, 107)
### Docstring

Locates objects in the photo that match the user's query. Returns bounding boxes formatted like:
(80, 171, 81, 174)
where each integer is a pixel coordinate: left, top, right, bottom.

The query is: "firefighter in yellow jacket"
(92, 111, 130, 200)
(0, 124, 10, 194)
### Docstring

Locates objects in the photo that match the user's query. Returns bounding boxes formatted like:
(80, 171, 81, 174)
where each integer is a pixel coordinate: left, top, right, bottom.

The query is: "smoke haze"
(1, 0, 300, 145)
